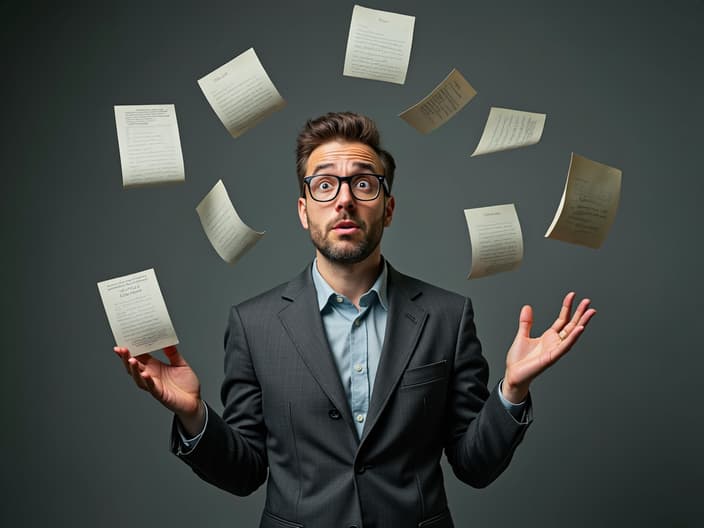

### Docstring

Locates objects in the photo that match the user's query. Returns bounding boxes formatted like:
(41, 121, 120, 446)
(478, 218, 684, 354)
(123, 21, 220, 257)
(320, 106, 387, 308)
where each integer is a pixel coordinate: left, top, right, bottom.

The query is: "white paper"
(545, 153, 622, 249)
(343, 5, 415, 85)
(198, 48, 286, 138)
(471, 107, 546, 157)
(114, 104, 185, 188)
(196, 180, 264, 264)
(97, 268, 179, 357)
(464, 204, 523, 279)
(399, 69, 477, 133)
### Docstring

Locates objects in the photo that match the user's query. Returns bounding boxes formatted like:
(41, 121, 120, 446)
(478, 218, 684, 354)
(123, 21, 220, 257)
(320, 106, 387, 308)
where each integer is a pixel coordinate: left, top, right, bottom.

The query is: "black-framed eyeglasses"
(302, 173, 389, 202)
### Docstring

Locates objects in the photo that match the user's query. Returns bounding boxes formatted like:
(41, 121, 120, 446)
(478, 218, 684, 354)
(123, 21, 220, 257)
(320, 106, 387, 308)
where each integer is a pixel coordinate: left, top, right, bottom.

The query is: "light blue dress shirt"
(311, 259, 389, 438)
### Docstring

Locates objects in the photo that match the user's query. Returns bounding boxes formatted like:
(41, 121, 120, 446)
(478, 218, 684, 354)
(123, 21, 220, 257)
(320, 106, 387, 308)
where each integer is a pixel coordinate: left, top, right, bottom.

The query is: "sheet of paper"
(196, 180, 264, 264)
(114, 104, 185, 188)
(399, 69, 477, 133)
(545, 153, 622, 249)
(97, 268, 179, 357)
(197, 48, 286, 138)
(471, 107, 546, 157)
(343, 5, 415, 85)
(464, 204, 523, 279)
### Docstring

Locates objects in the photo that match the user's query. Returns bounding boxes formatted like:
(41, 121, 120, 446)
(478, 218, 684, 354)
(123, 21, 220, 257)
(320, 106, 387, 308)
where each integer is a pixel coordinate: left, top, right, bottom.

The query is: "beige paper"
(97, 268, 179, 357)
(114, 104, 185, 188)
(545, 153, 622, 249)
(343, 5, 415, 85)
(196, 180, 264, 264)
(198, 48, 286, 138)
(471, 107, 546, 157)
(399, 69, 477, 133)
(464, 204, 523, 279)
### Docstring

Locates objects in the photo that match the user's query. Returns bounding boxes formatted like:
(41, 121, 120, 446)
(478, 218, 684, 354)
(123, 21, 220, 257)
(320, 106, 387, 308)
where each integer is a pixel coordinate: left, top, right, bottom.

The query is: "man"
(115, 112, 595, 528)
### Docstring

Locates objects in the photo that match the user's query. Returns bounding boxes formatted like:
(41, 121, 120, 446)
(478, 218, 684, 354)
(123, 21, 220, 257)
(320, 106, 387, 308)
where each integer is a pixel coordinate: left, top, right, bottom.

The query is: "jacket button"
(355, 465, 365, 474)
(328, 409, 341, 420)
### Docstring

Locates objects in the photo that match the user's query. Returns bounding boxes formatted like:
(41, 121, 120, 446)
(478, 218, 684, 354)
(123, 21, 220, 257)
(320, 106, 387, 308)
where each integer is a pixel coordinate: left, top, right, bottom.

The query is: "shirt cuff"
(498, 379, 527, 421)
(175, 401, 208, 455)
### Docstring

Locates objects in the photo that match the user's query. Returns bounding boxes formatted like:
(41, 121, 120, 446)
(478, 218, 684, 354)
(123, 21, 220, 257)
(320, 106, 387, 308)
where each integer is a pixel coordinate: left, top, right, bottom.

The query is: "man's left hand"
(502, 292, 596, 404)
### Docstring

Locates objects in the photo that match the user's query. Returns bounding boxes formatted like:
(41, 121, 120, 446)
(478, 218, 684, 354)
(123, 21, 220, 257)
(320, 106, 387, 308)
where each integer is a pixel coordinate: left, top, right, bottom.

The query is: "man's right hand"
(114, 345, 205, 436)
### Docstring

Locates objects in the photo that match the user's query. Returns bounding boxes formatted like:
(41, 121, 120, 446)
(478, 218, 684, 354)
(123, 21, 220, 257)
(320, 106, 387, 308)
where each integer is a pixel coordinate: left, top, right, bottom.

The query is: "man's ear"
(297, 197, 309, 229)
(383, 195, 395, 227)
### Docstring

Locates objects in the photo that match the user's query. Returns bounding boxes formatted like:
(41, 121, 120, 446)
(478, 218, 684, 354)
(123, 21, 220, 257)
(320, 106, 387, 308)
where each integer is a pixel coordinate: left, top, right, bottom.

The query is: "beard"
(307, 210, 385, 265)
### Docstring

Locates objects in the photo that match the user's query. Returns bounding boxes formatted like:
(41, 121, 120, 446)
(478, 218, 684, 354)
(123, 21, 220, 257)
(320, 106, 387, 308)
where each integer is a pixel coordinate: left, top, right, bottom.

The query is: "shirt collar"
(311, 257, 389, 312)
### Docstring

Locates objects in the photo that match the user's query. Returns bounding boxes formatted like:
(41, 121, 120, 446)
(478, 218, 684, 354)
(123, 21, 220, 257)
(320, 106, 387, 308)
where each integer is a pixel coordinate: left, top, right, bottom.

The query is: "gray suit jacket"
(172, 263, 532, 528)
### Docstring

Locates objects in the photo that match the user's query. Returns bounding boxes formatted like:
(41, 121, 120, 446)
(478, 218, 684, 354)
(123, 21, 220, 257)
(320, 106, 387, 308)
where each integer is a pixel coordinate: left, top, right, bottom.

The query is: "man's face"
(297, 140, 394, 265)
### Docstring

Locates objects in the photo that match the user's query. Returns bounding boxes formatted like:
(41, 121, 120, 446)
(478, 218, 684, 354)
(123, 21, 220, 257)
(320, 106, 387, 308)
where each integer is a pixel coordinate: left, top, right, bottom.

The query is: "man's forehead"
(307, 141, 382, 173)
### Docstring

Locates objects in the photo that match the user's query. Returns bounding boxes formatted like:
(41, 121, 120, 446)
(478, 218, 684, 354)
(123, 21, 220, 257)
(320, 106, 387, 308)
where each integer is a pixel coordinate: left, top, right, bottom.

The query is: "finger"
(163, 345, 187, 367)
(550, 292, 576, 332)
(128, 357, 149, 391)
(558, 299, 593, 340)
(142, 371, 163, 400)
(557, 324, 585, 353)
(516, 305, 533, 338)
(114, 346, 132, 375)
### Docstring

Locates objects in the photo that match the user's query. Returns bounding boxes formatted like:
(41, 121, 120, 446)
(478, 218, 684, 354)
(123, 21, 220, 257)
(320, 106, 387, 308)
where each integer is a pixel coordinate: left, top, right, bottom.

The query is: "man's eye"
(319, 181, 332, 191)
(356, 180, 369, 189)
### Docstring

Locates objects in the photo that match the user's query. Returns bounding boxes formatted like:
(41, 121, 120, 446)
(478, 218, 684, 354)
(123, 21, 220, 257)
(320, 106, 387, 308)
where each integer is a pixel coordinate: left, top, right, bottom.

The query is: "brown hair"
(296, 112, 396, 196)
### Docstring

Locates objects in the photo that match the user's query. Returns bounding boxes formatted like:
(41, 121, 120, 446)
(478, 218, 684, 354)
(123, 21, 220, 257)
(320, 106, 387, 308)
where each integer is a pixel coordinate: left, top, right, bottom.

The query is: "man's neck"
(315, 251, 383, 308)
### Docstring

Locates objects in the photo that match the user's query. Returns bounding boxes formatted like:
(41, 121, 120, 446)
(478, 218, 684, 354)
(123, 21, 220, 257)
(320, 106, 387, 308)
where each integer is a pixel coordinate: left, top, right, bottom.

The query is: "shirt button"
(356, 414, 365, 423)
(354, 363, 363, 373)
(328, 409, 341, 420)
(353, 319, 361, 327)
(336, 296, 344, 303)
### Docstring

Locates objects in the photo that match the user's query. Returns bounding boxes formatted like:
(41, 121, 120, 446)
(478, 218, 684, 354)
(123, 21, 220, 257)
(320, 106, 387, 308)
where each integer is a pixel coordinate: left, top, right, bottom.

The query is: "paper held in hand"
(196, 180, 265, 265)
(343, 4, 416, 85)
(198, 48, 286, 138)
(545, 153, 622, 249)
(114, 104, 185, 188)
(97, 268, 179, 357)
(464, 204, 524, 279)
(399, 69, 477, 133)
(471, 107, 546, 157)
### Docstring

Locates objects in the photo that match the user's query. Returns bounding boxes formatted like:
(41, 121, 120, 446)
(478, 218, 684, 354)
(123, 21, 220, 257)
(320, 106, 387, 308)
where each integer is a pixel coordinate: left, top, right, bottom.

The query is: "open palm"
(502, 292, 596, 403)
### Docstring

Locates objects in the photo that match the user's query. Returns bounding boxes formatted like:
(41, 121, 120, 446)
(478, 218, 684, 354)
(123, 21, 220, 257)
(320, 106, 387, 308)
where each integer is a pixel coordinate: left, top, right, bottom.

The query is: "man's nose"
(335, 180, 356, 211)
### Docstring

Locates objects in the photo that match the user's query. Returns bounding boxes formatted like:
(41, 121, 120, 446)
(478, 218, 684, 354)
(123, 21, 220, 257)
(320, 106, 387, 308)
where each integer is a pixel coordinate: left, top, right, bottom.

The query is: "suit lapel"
(360, 266, 427, 444)
(277, 265, 356, 434)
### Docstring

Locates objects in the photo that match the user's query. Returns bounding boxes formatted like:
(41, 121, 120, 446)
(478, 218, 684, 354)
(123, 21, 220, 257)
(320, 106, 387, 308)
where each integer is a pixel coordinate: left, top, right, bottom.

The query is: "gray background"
(2, 1, 703, 526)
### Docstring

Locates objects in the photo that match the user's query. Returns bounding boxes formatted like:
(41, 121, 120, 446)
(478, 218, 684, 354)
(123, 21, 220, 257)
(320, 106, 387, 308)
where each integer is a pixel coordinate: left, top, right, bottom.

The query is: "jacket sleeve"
(170, 305, 268, 496)
(443, 297, 532, 488)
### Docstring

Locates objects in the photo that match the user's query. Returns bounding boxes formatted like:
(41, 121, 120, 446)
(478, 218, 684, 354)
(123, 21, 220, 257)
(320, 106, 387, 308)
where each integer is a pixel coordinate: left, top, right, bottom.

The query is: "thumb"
(516, 305, 533, 339)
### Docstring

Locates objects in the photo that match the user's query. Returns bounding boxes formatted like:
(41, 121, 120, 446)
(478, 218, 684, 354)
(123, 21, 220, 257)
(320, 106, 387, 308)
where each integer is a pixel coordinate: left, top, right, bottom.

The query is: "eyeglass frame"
(301, 173, 390, 202)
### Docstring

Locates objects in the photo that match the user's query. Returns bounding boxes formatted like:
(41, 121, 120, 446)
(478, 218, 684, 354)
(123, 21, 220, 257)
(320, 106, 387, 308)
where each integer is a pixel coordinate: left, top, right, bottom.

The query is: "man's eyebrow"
(312, 161, 379, 174)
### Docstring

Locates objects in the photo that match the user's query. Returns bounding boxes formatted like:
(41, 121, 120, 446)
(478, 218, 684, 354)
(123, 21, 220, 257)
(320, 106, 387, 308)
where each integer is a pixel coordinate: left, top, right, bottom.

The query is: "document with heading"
(114, 104, 185, 188)
(196, 180, 264, 264)
(545, 153, 622, 249)
(399, 69, 477, 133)
(198, 48, 286, 138)
(97, 268, 179, 357)
(464, 204, 523, 279)
(471, 107, 546, 157)
(343, 5, 415, 85)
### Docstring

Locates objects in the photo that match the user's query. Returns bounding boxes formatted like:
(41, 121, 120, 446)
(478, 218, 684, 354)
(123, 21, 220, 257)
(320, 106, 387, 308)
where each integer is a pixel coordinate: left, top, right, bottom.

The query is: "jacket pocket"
(418, 508, 453, 527)
(261, 510, 304, 528)
(400, 360, 447, 389)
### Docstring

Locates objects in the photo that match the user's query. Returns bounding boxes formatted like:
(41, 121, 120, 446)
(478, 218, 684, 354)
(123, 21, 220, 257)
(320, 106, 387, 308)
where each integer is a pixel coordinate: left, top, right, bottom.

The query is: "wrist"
(501, 377, 529, 404)
(176, 399, 206, 437)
